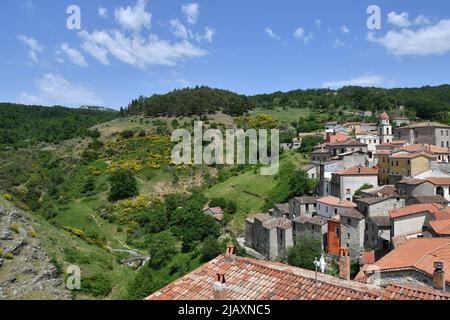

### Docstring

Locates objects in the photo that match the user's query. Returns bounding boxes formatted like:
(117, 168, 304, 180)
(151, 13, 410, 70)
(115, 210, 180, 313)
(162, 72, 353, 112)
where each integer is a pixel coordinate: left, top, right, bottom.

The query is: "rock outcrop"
(0, 205, 71, 300)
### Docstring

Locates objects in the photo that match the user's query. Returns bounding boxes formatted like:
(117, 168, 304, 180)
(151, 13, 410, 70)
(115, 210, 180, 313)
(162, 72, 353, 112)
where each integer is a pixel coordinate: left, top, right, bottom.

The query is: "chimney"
(213, 273, 228, 300)
(433, 261, 446, 292)
(225, 243, 236, 262)
(339, 248, 351, 281)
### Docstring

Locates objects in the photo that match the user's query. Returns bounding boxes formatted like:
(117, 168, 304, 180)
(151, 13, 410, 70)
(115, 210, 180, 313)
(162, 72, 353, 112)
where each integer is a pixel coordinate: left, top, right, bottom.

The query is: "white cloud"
(332, 39, 345, 48)
(170, 18, 191, 40)
(315, 19, 322, 27)
(368, 19, 450, 56)
(264, 27, 280, 40)
(387, 12, 411, 28)
(182, 3, 200, 25)
(19, 73, 102, 107)
(293, 27, 313, 44)
(340, 25, 350, 34)
(79, 30, 206, 69)
(323, 74, 384, 88)
(414, 15, 432, 26)
(98, 7, 108, 18)
(18, 35, 43, 62)
(196, 27, 215, 43)
(60, 43, 88, 67)
(115, 0, 151, 31)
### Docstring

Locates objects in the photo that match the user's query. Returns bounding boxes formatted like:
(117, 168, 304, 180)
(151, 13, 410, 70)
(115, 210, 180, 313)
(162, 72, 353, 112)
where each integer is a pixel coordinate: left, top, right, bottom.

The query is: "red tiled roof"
(379, 111, 389, 120)
(389, 203, 442, 219)
(367, 238, 450, 283)
(427, 177, 450, 186)
(429, 219, 450, 235)
(334, 166, 378, 176)
(317, 196, 357, 208)
(390, 152, 435, 160)
(380, 283, 450, 300)
(147, 254, 450, 300)
(401, 144, 450, 155)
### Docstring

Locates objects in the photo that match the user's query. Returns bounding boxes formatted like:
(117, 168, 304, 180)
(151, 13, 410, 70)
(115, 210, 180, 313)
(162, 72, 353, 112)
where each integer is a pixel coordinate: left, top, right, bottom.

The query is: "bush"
(200, 236, 224, 262)
(108, 169, 139, 202)
(77, 273, 112, 297)
(4, 252, 14, 260)
(9, 224, 19, 233)
(287, 236, 322, 271)
(120, 130, 134, 139)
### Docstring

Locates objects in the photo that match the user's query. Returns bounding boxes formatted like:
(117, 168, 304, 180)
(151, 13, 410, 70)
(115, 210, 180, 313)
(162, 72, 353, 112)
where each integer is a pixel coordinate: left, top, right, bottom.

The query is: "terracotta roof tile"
(317, 196, 357, 208)
(429, 219, 450, 235)
(334, 166, 378, 176)
(147, 254, 450, 300)
(389, 203, 442, 219)
(427, 177, 450, 186)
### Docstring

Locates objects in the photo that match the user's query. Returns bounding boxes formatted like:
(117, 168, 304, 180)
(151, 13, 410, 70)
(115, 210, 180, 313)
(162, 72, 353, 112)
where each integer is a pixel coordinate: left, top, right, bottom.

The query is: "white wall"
(340, 175, 379, 201)
(392, 212, 430, 237)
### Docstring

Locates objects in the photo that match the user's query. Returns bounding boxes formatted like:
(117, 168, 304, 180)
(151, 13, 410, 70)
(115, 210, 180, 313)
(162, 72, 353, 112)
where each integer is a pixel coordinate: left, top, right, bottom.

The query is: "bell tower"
(379, 111, 393, 144)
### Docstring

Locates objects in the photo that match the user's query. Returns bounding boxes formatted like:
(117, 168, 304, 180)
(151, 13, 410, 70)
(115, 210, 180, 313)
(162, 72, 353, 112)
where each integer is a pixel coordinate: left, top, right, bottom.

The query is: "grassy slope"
(249, 107, 311, 124)
(204, 151, 306, 234)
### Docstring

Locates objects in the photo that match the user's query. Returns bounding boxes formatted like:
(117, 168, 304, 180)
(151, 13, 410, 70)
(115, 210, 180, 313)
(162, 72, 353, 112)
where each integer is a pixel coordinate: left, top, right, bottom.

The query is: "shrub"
(9, 224, 19, 233)
(287, 236, 322, 271)
(3, 193, 13, 201)
(120, 130, 134, 139)
(77, 273, 112, 297)
(108, 169, 139, 202)
(4, 252, 14, 260)
(27, 229, 37, 238)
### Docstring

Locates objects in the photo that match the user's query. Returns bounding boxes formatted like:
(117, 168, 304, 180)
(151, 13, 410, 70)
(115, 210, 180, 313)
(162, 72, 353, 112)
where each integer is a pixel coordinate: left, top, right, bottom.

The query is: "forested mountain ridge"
(126, 86, 254, 117)
(126, 85, 450, 122)
(0, 103, 118, 147)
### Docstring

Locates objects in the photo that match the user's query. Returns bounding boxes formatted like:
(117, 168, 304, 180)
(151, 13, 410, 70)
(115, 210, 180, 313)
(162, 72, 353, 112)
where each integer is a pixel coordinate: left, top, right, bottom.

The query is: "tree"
(108, 169, 138, 202)
(287, 236, 322, 271)
(300, 135, 323, 153)
(200, 236, 224, 262)
(82, 176, 95, 194)
(147, 231, 178, 269)
(288, 170, 318, 198)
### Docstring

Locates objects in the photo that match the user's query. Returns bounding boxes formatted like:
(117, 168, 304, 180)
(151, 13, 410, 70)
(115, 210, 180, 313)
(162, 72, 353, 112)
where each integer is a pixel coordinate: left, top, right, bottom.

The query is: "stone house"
(396, 178, 436, 198)
(316, 196, 357, 219)
(288, 197, 317, 219)
(330, 166, 378, 201)
(270, 203, 290, 218)
(302, 164, 319, 180)
(325, 132, 348, 143)
(358, 238, 450, 292)
(245, 214, 293, 260)
(356, 196, 406, 219)
(426, 177, 450, 202)
(393, 116, 411, 127)
(292, 216, 328, 250)
(203, 207, 224, 222)
(389, 203, 442, 241)
(326, 208, 365, 259)
(394, 122, 450, 147)
(366, 216, 391, 252)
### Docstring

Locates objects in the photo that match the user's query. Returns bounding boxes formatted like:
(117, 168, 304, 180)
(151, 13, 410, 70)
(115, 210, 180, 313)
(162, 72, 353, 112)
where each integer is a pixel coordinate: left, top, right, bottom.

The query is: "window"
(347, 219, 351, 225)
(346, 188, 351, 194)
(442, 130, 445, 136)
(447, 142, 449, 148)
(396, 161, 399, 166)
(336, 227, 341, 237)
(347, 233, 350, 238)
(442, 141, 445, 148)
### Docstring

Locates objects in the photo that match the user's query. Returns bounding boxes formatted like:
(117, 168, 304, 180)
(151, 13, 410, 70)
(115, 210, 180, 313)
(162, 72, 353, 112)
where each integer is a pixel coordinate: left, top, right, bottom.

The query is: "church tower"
(379, 111, 393, 144)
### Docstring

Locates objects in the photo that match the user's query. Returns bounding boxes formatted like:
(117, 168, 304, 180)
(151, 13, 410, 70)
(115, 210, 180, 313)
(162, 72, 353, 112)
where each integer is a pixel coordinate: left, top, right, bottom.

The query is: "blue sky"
(1, 0, 450, 109)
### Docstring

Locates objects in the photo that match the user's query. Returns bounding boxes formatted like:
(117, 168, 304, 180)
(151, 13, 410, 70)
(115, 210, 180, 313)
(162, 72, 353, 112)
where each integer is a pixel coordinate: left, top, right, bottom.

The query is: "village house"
(270, 203, 290, 218)
(288, 196, 317, 219)
(392, 116, 411, 127)
(356, 238, 450, 292)
(328, 139, 368, 157)
(356, 132, 380, 162)
(203, 206, 224, 222)
(316, 196, 357, 218)
(302, 163, 319, 179)
(387, 152, 435, 184)
(365, 216, 391, 252)
(327, 208, 365, 259)
(245, 214, 293, 260)
(389, 203, 443, 242)
(396, 178, 436, 198)
(426, 177, 450, 202)
(292, 215, 328, 250)
(330, 166, 378, 201)
(148, 245, 450, 300)
(325, 131, 348, 143)
(319, 160, 345, 196)
(394, 122, 450, 147)
(401, 144, 450, 163)
(309, 147, 332, 164)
